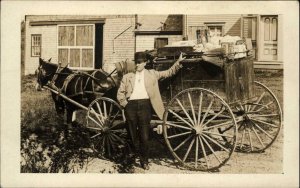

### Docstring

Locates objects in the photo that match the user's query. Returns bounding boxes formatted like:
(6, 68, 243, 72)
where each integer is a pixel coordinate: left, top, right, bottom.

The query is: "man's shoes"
(141, 163, 149, 170)
(128, 153, 136, 164)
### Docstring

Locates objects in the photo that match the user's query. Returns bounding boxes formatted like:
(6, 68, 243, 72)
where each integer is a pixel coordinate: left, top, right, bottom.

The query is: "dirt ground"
(21, 70, 283, 174)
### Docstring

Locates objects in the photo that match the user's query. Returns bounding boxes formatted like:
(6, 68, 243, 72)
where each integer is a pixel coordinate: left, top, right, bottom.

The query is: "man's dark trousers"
(124, 99, 152, 165)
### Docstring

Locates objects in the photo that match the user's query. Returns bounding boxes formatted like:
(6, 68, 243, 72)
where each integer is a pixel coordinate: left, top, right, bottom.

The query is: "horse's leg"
(66, 107, 74, 125)
(51, 92, 65, 123)
(72, 111, 77, 122)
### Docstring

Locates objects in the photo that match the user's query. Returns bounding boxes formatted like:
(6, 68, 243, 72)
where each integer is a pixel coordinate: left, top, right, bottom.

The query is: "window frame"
(154, 37, 169, 49)
(241, 15, 259, 60)
(31, 34, 42, 57)
(57, 24, 95, 70)
(204, 22, 225, 37)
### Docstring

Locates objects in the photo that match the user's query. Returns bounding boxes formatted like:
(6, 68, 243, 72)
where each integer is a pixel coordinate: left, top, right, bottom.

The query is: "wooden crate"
(157, 46, 194, 58)
(224, 57, 254, 103)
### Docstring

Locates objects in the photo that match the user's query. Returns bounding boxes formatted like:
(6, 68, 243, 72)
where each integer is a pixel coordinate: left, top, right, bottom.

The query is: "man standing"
(117, 51, 185, 170)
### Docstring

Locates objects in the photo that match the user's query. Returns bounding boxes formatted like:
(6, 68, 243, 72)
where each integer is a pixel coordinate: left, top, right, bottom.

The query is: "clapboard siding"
(138, 15, 183, 31)
(25, 22, 58, 75)
(136, 35, 182, 52)
(186, 15, 241, 38)
(102, 17, 135, 73)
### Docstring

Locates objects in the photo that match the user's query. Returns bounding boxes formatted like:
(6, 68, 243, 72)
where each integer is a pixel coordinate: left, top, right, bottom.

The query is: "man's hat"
(134, 51, 148, 64)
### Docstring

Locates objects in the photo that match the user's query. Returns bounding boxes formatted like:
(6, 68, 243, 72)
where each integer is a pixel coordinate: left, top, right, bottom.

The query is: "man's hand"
(177, 52, 186, 63)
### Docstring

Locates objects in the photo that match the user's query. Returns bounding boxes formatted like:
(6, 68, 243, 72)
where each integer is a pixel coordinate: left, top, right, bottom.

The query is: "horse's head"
(35, 58, 58, 91)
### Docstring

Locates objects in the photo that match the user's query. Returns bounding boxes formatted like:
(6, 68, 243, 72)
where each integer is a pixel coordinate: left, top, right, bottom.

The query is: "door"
(95, 23, 103, 69)
(260, 16, 278, 61)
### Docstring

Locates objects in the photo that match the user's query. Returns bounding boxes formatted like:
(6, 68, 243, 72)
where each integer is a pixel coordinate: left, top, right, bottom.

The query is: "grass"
(21, 75, 138, 173)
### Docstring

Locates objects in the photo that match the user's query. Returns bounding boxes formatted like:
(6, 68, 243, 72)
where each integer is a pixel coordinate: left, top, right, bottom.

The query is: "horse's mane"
(40, 58, 74, 74)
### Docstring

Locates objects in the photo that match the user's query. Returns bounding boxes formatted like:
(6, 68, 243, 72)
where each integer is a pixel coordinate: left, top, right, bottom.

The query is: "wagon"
(40, 43, 282, 172)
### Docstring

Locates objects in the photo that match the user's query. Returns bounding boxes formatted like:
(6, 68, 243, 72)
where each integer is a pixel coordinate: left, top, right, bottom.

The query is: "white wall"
(102, 17, 135, 73)
(136, 35, 182, 52)
(25, 23, 57, 75)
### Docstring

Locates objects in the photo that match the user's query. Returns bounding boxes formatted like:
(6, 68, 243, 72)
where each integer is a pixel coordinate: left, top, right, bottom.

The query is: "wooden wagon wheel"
(86, 97, 127, 157)
(234, 81, 282, 153)
(162, 88, 237, 171)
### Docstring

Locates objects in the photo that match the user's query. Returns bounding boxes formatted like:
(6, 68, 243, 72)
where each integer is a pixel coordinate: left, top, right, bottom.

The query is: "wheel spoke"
(219, 125, 234, 134)
(109, 111, 121, 129)
(102, 136, 106, 150)
(96, 101, 104, 120)
(183, 137, 195, 162)
(173, 135, 193, 152)
(240, 128, 246, 148)
(87, 126, 102, 131)
(108, 103, 113, 118)
(91, 107, 104, 124)
(91, 132, 102, 139)
(201, 135, 222, 163)
(255, 101, 274, 112)
(167, 131, 192, 139)
(195, 136, 199, 168)
(110, 132, 125, 144)
(176, 98, 195, 126)
(250, 117, 278, 128)
(251, 126, 265, 148)
(188, 92, 197, 125)
(197, 92, 203, 126)
(165, 121, 193, 131)
(209, 112, 231, 119)
(106, 135, 112, 156)
(200, 99, 214, 127)
(103, 101, 107, 118)
(250, 113, 279, 118)
(202, 133, 230, 152)
(88, 116, 103, 129)
(251, 92, 265, 111)
(202, 107, 226, 127)
(168, 110, 194, 129)
(199, 136, 209, 169)
(251, 120, 274, 140)
(248, 129, 253, 151)
(203, 119, 234, 130)
(202, 131, 233, 138)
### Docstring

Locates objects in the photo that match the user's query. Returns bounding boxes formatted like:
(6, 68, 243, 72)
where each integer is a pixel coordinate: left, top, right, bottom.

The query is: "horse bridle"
(36, 65, 55, 86)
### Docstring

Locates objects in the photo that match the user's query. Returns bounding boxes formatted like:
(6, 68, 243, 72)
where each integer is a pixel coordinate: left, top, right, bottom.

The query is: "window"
(154, 38, 168, 49)
(31, 34, 41, 57)
(58, 24, 94, 69)
(204, 22, 225, 37)
(196, 29, 208, 44)
(242, 16, 258, 59)
(242, 16, 257, 40)
(207, 26, 223, 37)
(188, 26, 205, 41)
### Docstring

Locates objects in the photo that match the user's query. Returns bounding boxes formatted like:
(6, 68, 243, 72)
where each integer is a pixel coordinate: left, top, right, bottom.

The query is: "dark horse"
(36, 58, 122, 125)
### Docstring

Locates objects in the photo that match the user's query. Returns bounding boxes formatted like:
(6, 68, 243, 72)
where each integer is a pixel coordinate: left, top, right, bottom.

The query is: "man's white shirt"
(129, 69, 149, 100)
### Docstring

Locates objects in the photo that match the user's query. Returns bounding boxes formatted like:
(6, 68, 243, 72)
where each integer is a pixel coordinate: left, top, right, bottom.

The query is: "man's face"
(135, 61, 147, 72)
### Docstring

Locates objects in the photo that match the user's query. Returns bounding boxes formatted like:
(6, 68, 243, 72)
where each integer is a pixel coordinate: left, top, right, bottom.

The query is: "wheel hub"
(194, 125, 203, 135)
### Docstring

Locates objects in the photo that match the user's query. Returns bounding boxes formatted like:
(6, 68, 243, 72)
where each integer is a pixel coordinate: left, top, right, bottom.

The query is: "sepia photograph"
(1, 1, 299, 187)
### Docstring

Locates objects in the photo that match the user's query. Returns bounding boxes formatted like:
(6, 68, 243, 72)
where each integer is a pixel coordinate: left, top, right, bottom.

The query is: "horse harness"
(47, 68, 115, 98)
(47, 67, 83, 98)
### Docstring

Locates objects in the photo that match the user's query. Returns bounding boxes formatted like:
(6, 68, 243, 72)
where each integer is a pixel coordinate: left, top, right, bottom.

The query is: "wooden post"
(224, 57, 254, 103)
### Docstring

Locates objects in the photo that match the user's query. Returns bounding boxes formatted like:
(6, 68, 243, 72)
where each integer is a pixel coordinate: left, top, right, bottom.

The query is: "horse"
(35, 58, 120, 126)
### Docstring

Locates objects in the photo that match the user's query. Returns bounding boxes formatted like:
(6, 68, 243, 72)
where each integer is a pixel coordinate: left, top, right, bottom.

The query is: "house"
(23, 15, 136, 75)
(183, 14, 283, 69)
(22, 14, 282, 75)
